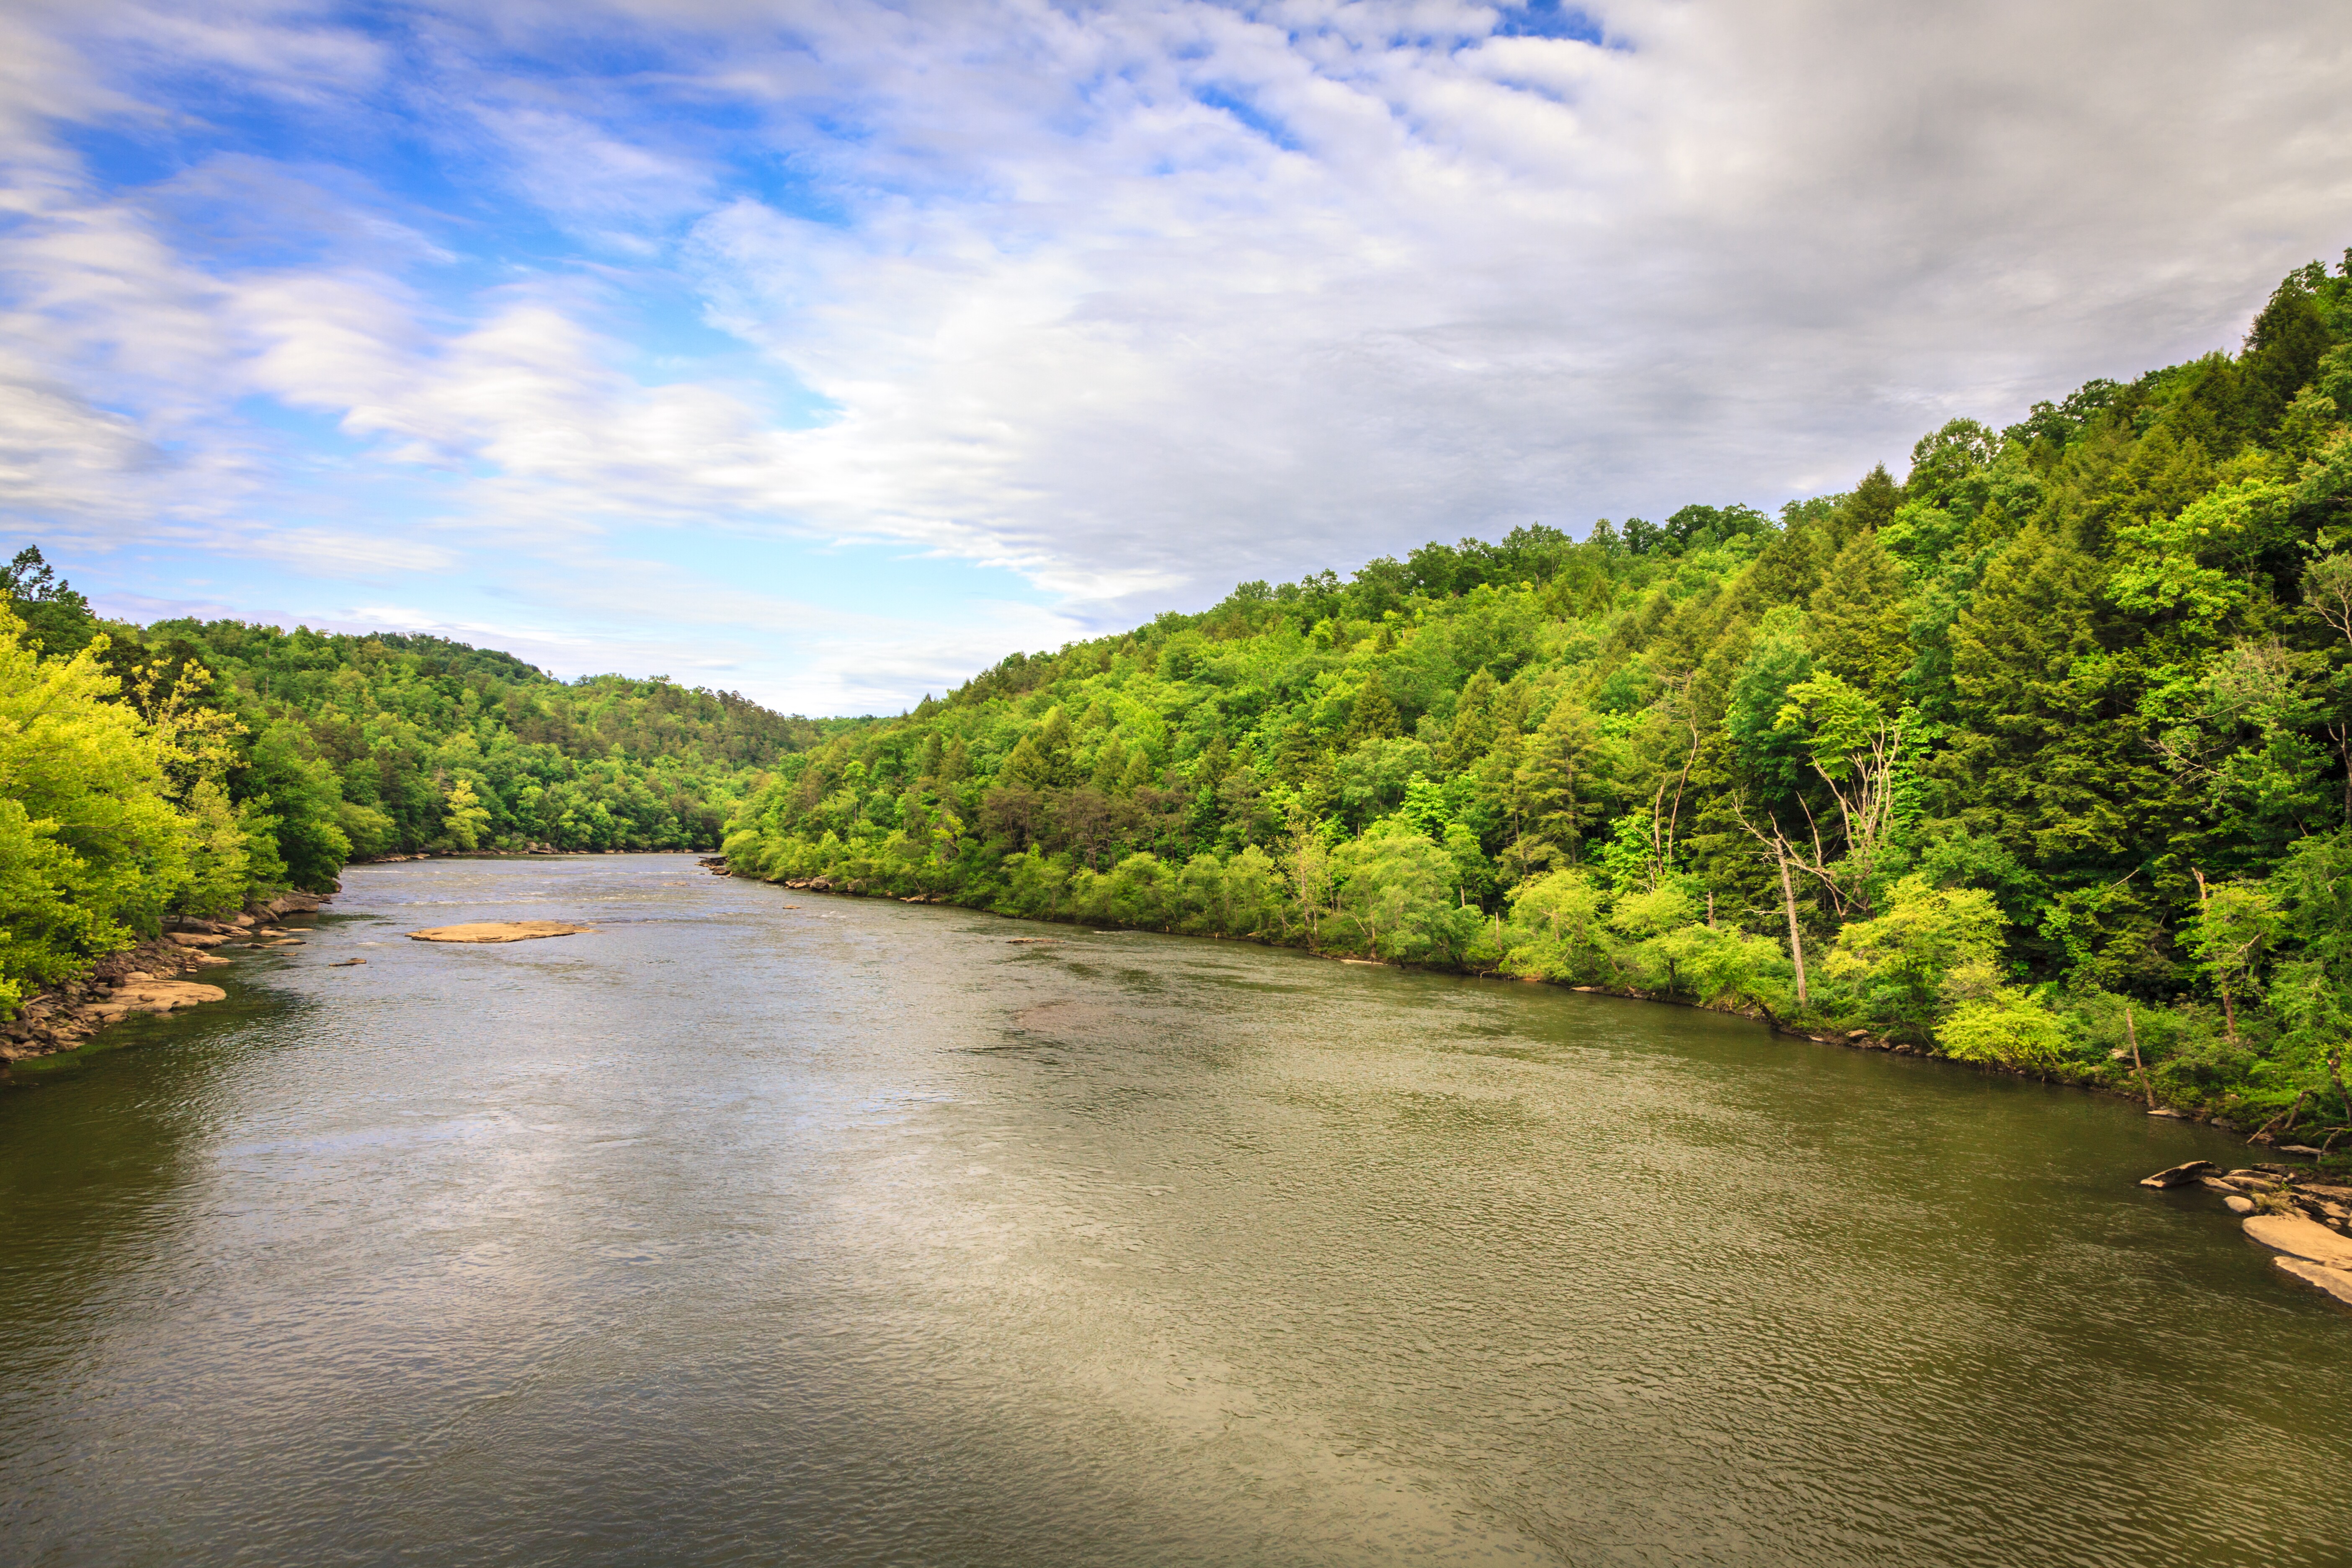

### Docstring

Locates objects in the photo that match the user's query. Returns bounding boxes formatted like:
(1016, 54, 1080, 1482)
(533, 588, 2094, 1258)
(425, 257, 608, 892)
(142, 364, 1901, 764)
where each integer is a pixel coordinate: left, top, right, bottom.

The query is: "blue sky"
(3, 1, 2347, 713)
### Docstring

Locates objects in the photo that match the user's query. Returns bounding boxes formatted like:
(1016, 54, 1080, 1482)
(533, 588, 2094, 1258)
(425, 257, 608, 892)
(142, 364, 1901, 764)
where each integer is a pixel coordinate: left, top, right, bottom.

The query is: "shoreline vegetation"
(0, 890, 327, 1066)
(7, 251, 2352, 1235)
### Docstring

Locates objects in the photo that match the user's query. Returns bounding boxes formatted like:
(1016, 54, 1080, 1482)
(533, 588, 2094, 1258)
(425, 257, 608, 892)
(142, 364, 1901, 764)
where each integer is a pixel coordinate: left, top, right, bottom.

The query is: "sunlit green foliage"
(0, 611, 189, 1009)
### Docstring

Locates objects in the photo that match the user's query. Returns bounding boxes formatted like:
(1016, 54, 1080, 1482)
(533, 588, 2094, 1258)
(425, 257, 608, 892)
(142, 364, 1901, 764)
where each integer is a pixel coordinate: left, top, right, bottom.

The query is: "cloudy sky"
(3, 1, 2346, 713)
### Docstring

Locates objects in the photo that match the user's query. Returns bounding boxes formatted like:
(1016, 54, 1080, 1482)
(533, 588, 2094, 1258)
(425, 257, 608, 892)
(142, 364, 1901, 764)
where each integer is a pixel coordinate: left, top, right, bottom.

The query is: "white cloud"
(4, 0, 2350, 708)
(242, 526, 459, 575)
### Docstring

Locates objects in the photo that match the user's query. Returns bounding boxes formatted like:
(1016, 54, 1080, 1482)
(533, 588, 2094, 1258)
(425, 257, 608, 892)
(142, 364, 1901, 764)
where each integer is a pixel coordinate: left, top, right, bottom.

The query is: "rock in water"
(106, 981, 227, 1017)
(2242, 1214, 2352, 1269)
(404, 921, 593, 944)
(2138, 1161, 2218, 1188)
(2274, 1256, 2352, 1308)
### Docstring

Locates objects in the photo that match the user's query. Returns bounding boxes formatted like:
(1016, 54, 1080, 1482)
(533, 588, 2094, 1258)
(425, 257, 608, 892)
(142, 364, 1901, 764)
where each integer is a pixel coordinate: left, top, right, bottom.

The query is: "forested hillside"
(724, 253, 2352, 1140)
(0, 565, 833, 1012)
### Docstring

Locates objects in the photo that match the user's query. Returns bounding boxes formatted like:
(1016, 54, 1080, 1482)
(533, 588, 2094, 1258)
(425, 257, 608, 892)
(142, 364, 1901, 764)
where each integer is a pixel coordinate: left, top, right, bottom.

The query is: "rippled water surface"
(3, 856, 2348, 1567)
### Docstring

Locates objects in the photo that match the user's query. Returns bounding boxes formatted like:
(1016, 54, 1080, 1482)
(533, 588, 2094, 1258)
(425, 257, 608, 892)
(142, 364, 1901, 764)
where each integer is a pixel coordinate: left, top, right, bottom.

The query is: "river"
(1, 855, 2346, 1566)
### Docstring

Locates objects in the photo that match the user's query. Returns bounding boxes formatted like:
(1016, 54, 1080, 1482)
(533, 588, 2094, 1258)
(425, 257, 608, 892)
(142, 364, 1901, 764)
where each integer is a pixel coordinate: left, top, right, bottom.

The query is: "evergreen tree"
(1344, 671, 1401, 745)
(1807, 531, 1911, 703)
(1445, 668, 1500, 770)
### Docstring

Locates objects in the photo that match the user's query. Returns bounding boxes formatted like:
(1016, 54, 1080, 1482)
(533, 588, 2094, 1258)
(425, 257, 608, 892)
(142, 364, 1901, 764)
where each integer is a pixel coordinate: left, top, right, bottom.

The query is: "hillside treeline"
(0, 566, 830, 1012)
(724, 253, 2352, 1139)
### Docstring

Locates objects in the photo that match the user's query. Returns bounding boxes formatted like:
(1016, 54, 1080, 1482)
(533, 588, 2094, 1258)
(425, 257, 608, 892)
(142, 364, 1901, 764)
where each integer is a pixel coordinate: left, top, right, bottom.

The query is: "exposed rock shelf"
(405, 921, 593, 944)
(1, 889, 329, 1063)
(2145, 1159, 2352, 1311)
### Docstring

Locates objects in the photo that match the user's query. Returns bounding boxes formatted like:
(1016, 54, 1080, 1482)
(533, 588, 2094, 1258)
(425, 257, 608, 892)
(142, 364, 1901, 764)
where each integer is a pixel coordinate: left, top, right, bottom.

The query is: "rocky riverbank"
(2141, 1161, 2352, 1309)
(0, 890, 330, 1065)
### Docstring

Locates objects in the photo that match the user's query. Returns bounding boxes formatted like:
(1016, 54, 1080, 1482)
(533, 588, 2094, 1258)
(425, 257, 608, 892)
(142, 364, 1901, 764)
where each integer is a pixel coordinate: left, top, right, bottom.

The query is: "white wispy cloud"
(4, 0, 2349, 708)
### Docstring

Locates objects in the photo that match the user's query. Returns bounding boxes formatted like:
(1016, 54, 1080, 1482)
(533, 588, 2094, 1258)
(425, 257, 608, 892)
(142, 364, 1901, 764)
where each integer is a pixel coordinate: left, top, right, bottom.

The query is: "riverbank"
(0, 890, 330, 1067)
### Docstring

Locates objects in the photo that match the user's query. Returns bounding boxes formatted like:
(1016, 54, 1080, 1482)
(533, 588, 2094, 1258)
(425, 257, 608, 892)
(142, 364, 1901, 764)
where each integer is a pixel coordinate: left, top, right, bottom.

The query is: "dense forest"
(0, 565, 838, 1012)
(721, 253, 2352, 1142)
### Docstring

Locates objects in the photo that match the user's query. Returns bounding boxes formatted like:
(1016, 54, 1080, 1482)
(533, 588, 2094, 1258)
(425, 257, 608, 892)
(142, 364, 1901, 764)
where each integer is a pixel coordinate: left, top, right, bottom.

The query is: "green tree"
(1344, 671, 1402, 745)
(1939, 990, 2069, 1069)
(1821, 875, 2006, 1037)
(1333, 828, 1470, 961)
(443, 776, 493, 851)
(0, 546, 98, 657)
(2187, 873, 2277, 1042)
(245, 723, 351, 890)
(1807, 530, 1912, 702)
(1501, 868, 1614, 983)
(0, 612, 191, 1008)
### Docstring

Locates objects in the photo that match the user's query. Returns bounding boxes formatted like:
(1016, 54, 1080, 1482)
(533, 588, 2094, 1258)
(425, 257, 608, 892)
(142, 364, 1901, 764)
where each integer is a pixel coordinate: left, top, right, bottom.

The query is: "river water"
(2, 855, 2346, 1567)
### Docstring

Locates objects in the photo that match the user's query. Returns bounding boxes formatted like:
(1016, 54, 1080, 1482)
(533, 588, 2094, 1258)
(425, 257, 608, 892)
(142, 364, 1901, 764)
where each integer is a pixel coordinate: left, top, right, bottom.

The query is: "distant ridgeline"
(0, 566, 842, 1013)
(722, 252, 2352, 1137)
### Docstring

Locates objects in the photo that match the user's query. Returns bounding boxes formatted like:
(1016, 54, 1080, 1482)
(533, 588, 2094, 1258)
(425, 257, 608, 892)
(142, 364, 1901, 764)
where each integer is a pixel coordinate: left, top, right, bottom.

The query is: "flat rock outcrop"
(5, 890, 331, 1065)
(2274, 1256, 2352, 1308)
(84, 980, 227, 1024)
(405, 921, 593, 944)
(2138, 1161, 2218, 1188)
(2243, 1213, 2352, 1270)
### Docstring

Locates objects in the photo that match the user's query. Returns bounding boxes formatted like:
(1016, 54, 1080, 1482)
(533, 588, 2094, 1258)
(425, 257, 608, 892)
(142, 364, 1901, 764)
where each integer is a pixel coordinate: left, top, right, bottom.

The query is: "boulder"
(167, 933, 227, 949)
(2243, 1213, 2352, 1269)
(2138, 1160, 2218, 1188)
(2274, 1256, 2352, 1309)
(2225, 1195, 2255, 1215)
(405, 921, 593, 944)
